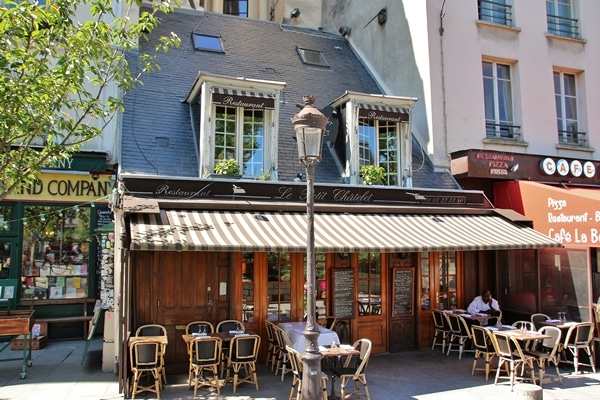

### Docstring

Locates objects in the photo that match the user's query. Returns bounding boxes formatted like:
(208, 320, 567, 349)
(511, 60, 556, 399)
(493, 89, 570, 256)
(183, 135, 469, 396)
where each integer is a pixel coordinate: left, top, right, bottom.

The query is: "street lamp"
(291, 95, 328, 400)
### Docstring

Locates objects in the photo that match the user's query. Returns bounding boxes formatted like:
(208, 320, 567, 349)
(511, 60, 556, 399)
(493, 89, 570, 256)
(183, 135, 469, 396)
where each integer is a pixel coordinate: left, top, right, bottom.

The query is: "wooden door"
(417, 251, 462, 348)
(132, 250, 227, 374)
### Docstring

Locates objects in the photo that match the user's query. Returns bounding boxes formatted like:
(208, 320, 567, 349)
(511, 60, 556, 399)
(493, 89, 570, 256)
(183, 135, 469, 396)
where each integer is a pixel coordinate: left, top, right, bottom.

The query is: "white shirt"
(467, 295, 500, 314)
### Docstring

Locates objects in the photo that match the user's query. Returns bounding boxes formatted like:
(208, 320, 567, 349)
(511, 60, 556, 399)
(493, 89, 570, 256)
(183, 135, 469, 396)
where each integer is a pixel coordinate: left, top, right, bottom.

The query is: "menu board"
(393, 268, 413, 316)
(332, 268, 355, 319)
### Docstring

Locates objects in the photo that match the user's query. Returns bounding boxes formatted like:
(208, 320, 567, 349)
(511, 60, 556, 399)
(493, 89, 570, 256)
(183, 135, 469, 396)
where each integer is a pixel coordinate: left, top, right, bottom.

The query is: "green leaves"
(0, 0, 180, 199)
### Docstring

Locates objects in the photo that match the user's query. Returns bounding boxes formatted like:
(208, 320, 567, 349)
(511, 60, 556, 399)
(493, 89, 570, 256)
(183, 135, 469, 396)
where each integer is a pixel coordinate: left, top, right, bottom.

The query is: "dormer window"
(331, 92, 416, 187)
(184, 73, 285, 179)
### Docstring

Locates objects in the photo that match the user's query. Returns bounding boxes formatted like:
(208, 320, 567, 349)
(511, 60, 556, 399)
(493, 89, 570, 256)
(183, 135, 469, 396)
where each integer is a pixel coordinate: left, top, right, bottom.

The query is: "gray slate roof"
(121, 8, 459, 190)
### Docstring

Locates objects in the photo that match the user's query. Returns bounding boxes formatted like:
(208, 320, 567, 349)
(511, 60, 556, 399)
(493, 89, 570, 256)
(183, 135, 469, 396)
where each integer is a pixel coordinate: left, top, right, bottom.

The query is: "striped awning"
(129, 210, 561, 252)
(357, 103, 410, 122)
(212, 88, 275, 109)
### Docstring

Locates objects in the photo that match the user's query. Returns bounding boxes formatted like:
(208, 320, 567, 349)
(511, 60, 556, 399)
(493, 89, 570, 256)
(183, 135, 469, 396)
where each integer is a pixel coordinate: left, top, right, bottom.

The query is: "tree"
(0, 0, 180, 200)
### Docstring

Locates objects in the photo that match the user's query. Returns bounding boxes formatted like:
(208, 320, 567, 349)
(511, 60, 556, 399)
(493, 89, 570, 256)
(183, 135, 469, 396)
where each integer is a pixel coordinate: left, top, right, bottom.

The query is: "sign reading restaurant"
(121, 176, 490, 208)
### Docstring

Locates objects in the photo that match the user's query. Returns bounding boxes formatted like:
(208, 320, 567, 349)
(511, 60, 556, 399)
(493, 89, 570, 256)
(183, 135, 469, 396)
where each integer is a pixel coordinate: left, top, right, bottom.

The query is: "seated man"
(467, 289, 501, 325)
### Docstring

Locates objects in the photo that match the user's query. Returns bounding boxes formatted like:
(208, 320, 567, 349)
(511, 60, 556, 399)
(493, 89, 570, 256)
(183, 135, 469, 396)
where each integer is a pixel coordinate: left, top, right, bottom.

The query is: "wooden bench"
(21, 298, 97, 339)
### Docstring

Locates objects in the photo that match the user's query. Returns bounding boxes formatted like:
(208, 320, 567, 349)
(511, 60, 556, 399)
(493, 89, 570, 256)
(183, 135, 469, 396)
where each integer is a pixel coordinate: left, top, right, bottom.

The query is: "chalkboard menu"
(96, 208, 113, 228)
(393, 268, 413, 316)
(333, 268, 355, 319)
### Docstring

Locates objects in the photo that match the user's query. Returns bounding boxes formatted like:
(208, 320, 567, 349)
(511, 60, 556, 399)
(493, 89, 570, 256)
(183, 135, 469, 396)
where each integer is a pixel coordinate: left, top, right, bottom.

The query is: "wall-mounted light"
(339, 26, 351, 37)
(377, 8, 387, 25)
(290, 8, 300, 19)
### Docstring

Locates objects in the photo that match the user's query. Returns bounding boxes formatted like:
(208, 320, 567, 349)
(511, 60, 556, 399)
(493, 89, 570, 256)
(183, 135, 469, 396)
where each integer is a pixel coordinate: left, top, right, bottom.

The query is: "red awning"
(494, 181, 600, 248)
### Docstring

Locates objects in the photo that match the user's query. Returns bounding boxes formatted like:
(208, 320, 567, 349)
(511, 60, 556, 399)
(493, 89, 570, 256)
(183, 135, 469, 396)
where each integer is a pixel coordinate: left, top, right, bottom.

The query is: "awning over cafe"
(494, 180, 600, 248)
(129, 209, 560, 252)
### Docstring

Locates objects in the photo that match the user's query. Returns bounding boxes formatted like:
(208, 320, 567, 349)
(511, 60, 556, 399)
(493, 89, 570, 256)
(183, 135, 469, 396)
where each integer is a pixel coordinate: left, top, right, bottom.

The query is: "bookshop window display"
(21, 205, 92, 300)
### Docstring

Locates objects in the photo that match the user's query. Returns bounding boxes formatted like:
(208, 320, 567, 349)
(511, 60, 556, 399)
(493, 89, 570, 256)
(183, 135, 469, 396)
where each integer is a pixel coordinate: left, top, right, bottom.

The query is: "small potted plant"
(359, 165, 386, 185)
(214, 158, 241, 176)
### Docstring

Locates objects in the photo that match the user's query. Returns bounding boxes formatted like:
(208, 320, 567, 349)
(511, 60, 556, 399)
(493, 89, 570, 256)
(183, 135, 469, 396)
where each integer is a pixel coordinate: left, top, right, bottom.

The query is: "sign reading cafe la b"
(541, 157, 596, 178)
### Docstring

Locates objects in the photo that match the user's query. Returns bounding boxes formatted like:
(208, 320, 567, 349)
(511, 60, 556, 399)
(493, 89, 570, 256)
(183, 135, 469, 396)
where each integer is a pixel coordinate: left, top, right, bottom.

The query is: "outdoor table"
(319, 344, 360, 400)
(278, 322, 340, 353)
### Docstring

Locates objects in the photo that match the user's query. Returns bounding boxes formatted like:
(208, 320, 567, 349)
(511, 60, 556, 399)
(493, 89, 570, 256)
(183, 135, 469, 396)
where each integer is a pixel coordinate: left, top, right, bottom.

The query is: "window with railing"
(478, 0, 513, 26)
(483, 61, 519, 140)
(546, 0, 579, 38)
(554, 71, 586, 146)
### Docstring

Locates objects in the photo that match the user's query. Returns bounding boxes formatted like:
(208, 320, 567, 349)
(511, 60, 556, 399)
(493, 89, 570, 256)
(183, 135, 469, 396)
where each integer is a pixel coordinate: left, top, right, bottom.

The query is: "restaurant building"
(112, 8, 561, 381)
(452, 149, 600, 324)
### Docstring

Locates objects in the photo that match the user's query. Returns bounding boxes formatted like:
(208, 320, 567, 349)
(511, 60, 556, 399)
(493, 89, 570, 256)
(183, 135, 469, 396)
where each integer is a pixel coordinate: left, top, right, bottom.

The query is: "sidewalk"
(0, 338, 599, 399)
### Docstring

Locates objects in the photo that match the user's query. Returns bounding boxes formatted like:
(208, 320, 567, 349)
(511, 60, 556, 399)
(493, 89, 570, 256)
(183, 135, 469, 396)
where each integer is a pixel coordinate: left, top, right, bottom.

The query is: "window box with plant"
(360, 165, 386, 185)
(214, 158, 241, 177)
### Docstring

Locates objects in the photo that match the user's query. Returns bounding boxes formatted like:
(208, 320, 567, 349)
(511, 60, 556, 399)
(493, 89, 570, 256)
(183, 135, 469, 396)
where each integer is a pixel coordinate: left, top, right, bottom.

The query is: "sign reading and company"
(6, 173, 113, 202)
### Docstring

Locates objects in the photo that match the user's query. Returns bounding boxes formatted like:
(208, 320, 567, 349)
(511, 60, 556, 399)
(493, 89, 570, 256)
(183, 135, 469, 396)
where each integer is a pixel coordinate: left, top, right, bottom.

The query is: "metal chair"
(332, 338, 372, 400)
(135, 324, 168, 386)
(190, 336, 222, 397)
(471, 325, 497, 381)
(431, 309, 451, 352)
(446, 313, 474, 359)
(493, 332, 536, 390)
(225, 334, 261, 393)
(286, 345, 328, 400)
(531, 313, 551, 330)
(525, 325, 563, 385)
(129, 340, 162, 400)
(562, 322, 596, 374)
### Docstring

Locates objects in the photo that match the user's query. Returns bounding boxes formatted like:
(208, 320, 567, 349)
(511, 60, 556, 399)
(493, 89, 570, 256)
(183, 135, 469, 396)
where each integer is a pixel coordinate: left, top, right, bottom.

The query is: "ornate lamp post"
(291, 95, 328, 400)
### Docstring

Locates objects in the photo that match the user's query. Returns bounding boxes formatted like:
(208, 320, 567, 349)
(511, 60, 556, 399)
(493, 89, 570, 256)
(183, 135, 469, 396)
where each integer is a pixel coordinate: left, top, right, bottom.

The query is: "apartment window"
(358, 118, 399, 186)
(483, 61, 520, 140)
(554, 71, 585, 146)
(478, 0, 513, 26)
(547, 0, 579, 38)
(214, 105, 265, 177)
(224, 0, 248, 18)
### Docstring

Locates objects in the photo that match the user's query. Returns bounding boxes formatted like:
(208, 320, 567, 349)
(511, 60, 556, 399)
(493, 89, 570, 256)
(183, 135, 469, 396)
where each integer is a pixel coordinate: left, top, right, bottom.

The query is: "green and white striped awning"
(128, 210, 561, 252)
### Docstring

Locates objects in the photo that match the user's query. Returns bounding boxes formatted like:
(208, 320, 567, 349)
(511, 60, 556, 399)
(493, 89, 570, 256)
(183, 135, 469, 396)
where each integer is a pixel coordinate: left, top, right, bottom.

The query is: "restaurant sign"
(495, 180, 600, 248)
(122, 177, 489, 208)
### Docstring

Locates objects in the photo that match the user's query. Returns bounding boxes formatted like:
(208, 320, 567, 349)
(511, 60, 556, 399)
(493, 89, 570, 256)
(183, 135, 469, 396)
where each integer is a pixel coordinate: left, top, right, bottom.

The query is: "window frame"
(478, 0, 513, 26)
(546, 0, 579, 38)
(192, 33, 225, 53)
(358, 118, 400, 186)
(212, 104, 266, 177)
(483, 60, 520, 140)
(297, 47, 330, 68)
(554, 70, 585, 146)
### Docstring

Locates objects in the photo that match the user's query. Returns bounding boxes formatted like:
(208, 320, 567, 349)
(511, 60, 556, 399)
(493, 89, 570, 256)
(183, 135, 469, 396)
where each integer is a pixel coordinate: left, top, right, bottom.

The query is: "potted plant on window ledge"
(359, 165, 386, 185)
(213, 158, 242, 178)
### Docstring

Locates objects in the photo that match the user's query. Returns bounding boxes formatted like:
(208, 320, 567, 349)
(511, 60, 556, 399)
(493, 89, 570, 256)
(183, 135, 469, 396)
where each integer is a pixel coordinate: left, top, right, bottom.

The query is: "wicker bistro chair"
(135, 324, 168, 386)
(190, 336, 222, 397)
(525, 326, 563, 385)
(531, 313, 551, 330)
(225, 334, 261, 393)
(562, 322, 596, 374)
(471, 325, 498, 381)
(286, 345, 328, 400)
(432, 309, 451, 352)
(493, 332, 537, 390)
(323, 316, 337, 330)
(274, 326, 294, 381)
(332, 338, 372, 400)
(512, 321, 535, 331)
(265, 321, 279, 370)
(129, 340, 162, 400)
(185, 321, 215, 386)
(446, 313, 474, 359)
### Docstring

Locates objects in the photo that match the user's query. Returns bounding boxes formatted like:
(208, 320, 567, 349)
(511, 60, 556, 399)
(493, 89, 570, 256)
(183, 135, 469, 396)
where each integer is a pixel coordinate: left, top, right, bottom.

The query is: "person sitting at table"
(467, 289, 501, 325)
